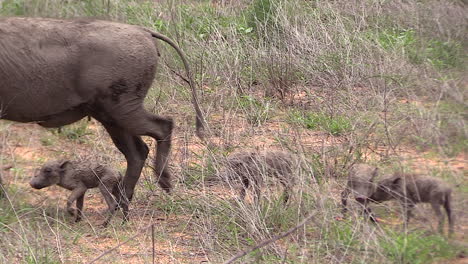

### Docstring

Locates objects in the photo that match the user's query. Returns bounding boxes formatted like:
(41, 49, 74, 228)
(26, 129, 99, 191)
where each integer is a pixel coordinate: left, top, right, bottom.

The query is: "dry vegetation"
(0, 0, 467, 263)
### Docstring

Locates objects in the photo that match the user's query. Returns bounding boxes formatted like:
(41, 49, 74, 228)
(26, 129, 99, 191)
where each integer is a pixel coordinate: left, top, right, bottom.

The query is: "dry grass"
(1, 0, 467, 263)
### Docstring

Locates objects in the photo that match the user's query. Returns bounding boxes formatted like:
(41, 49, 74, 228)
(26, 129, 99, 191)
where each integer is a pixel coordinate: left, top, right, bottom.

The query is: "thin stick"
(223, 213, 317, 264)
(168, 65, 191, 86)
(87, 224, 153, 264)
(281, 247, 289, 264)
(152, 224, 155, 264)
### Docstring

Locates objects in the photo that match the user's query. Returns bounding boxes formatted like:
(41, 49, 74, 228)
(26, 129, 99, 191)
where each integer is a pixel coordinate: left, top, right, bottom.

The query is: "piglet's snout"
(30, 176, 45, 189)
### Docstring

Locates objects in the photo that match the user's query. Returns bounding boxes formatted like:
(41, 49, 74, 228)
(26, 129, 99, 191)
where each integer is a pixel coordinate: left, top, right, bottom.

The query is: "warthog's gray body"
(30, 160, 123, 226)
(370, 173, 454, 235)
(219, 150, 297, 203)
(341, 163, 379, 221)
(0, 17, 205, 213)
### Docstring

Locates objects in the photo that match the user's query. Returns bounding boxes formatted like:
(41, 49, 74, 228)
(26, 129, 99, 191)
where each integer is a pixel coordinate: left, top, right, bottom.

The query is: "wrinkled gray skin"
(0, 17, 206, 214)
(219, 150, 297, 203)
(341, 164, 379, 221)
(370, 173, 454, 235)
(30, 160, 123, 227)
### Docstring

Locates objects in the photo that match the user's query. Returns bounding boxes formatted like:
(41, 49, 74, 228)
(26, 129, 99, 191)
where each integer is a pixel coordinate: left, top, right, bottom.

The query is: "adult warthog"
(0, 17, 206, 216)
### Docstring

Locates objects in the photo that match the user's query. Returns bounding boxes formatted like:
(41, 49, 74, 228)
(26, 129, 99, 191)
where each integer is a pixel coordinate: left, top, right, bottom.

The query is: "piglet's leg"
(66, 184, 87, 221)
(431, 202, 444, 234)
(402, 202, 415, 225)
(98, 183, 118, 227)
(239, 177, 250, 201)
(340, 188, 350, 216)
(363, 204, 378, 223)
(75, 193, 86, 222)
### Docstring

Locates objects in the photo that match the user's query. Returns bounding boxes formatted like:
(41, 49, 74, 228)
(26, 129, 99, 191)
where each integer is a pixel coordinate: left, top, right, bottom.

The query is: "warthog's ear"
(59, 160, 71, 170)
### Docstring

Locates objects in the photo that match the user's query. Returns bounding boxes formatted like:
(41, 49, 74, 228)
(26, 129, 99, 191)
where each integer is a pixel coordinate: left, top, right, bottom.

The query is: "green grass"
(238, 95, 275, 126)
(0, 200, 19, 231)
(328, 220, 359, 249)
(380, 230, 459, 264)
(376, 27, 464, 70)
(289, 111, 351, 136)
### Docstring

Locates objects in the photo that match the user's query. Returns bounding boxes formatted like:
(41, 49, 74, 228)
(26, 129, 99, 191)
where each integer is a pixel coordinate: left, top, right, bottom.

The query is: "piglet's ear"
(59, 160, 71, 169)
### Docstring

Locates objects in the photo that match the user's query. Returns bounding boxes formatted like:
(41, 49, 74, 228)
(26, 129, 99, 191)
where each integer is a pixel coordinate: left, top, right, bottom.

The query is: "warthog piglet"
(370, 173, 454, 235)
(30, 160, 123, 226)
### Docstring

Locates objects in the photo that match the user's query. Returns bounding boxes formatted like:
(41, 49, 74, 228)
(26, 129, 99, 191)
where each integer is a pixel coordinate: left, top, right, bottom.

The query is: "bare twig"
(1, 165, 12, 171)
(165, 61, 191, 86)
(223, 213, 317, 264)
(152, 224, 155, 264)
(281, 247, 289, 264)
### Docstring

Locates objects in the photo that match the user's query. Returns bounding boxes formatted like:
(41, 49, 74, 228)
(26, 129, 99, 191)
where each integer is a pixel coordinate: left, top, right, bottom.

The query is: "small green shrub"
(377, 28, 417, 51)
(289, 111, 351, 136)
(425, 40, 463, 69)
(237, 95, 274, 126)
(380, 230, 458, 264)
(52, 120, 91, 142)
(0, 199, 34, 232)
(376, 28, 463, 69)
(24, 250, 60, 264)
(325, 220, 359, 249)
(0, 0, 26, 15)
(246, 0, 280, 31)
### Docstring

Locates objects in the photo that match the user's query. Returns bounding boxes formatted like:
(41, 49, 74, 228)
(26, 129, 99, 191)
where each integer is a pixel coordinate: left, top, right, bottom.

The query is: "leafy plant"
(289, 111, 351, 136)
(425, 40, 463, 69)
(377, 28, 417, 51)
(376, 28, 463, 69)
(0, 0, 26, 15)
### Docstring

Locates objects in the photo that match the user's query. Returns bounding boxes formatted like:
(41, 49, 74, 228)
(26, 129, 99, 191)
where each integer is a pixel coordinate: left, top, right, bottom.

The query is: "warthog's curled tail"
(145, 29, 206, 139)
